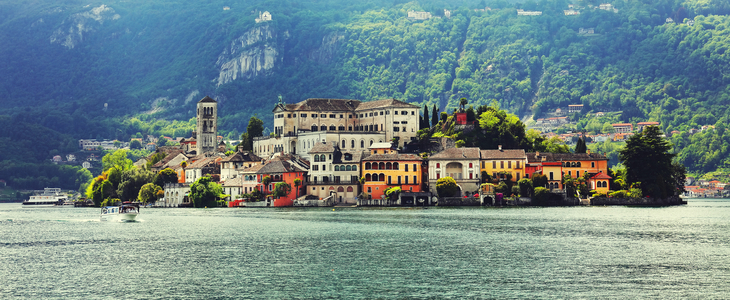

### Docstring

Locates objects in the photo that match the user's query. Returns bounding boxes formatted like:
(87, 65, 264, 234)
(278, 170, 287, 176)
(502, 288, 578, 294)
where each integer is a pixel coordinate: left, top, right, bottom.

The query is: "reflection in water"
(1, 199, 729, 298)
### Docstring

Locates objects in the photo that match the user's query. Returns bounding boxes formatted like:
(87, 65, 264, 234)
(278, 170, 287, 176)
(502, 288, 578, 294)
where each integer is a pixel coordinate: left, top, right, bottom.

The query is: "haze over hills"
(1, 0, 730, 190)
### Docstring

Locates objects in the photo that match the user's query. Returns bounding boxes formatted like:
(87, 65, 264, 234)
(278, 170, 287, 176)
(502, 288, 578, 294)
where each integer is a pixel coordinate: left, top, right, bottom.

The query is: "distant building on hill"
(255, 11, 272, 23)
(517, 9, 542, 16)
(407, 10, 432, 20)
(564, 9, 580, 15)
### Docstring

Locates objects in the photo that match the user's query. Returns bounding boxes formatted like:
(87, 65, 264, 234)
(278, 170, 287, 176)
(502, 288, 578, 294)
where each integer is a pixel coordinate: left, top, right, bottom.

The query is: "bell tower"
(196, 96, 218, 154)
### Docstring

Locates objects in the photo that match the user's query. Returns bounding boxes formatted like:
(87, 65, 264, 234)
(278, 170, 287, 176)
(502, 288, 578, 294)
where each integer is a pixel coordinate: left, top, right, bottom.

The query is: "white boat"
(101, 202, 140, 222)
(22, 188, 68, 207)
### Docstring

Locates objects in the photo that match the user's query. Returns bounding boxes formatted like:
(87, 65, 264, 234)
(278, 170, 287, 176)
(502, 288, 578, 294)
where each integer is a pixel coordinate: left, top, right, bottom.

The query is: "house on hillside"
(255, 11, 272, 23)
(612, 123, 633, 134)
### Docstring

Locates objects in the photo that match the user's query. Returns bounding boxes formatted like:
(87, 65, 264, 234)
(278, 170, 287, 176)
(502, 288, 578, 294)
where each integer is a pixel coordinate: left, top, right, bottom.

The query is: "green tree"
(619, 126, 684, 198)
(436, 176, 459, 197)
(293, 178, 302, 198)
(117, 168, 155, 201)
(242, 117, 264, 151)
(574, 138, 587, 153)
(130, 139, 143, 149)
(102, 149, 134, 172)
(532, 173, 548, 189)
(431, 104, 439, 127)
(189, 176, 222, 208)
(153, 168, 178, 187)
(518, 178, 533, 197)
(138, 183, 162, 204)
(422, 105, 430, 129)
(272, 182, 292, 198)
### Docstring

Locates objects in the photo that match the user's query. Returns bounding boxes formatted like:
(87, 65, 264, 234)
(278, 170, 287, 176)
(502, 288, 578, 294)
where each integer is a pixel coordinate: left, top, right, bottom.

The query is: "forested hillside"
(0, 0, 729, 190)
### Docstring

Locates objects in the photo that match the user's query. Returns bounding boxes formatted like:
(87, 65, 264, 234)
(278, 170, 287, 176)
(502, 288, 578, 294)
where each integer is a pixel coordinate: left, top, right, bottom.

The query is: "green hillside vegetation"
(0, 0, 729, 190)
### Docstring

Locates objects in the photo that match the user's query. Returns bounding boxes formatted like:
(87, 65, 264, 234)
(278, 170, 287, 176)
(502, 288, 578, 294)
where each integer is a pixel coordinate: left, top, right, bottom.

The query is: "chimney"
(587, 149, 591, 155)
(535, 151, 540, 157)
(498, 145, 502, 151)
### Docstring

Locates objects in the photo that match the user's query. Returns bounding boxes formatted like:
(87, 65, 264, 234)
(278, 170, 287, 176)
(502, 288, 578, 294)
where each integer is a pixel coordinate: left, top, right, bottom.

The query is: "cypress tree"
(431, 104, 439, 127)
(574, 138, 587, 153)
(423, 105, 430, 128)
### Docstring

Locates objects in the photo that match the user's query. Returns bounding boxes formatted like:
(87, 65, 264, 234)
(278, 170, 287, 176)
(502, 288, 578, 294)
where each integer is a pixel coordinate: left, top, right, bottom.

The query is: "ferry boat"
(101, 202, 140, 222)
(22, 188, 68, 206)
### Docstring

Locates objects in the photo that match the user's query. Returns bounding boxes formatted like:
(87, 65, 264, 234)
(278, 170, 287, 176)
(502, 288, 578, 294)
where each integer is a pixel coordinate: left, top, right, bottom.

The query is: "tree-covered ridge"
(0, 0, 729, 180)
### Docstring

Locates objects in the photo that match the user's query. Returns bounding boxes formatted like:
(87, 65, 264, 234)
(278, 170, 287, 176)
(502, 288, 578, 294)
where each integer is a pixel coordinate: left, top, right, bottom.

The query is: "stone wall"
(591, 196, 686, 206)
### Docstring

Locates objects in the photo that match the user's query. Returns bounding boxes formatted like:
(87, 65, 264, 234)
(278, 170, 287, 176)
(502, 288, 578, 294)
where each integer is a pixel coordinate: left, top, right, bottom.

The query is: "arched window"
(393, 162, 399, 170)
(365, 174, 372, 181)
(334, 166, 340, 171)
(347, 187, 353, 192)
(321, 125, 327, 131)
(352, 165, 357, 171)
(337, 187, 344, 192)
(342, 140, 345, 148)
(311, 125, 318, 131)
(329, 125, 336, 131)
(345, 165, 351, 171)
(386, 162, 392, 170)
(348, 126, 353, 131)
(379, 173, 385, 181)
(320, 154, 326, 162)
(577, 162, 582, 168)
(365, 162, 371, 170)
(338, 125, 345, 131)
(351, 140, 355, 148)
(361, 140, 365, 148)
(314, 155, 320, 162)
(571, 162, 577, 167)
(370, 140, 374, 146)
(379, 162, 385, 169)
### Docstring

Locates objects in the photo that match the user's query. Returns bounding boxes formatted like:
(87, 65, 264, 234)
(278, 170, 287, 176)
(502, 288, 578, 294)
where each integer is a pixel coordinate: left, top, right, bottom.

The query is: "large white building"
(253, 98, 420, 160)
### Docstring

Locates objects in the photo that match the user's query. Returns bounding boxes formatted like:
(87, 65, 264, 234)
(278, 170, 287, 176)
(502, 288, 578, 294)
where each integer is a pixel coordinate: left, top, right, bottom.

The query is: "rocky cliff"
(49, 5, 120, 49)
(216, 25, 282, 86)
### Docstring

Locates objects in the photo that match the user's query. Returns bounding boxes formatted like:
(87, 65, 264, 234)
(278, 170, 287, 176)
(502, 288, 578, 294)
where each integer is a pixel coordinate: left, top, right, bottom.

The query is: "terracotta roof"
(590, 172, 612, 180)
(430, 147, 481, 160)
(288, 98, 360, 111)
(480, 149, 526, 160)
(220, 151, 263, 163)
(198, 96, 217, 103)
(309, 142, 335, 154)
(355, 98, 418, 111)
(187, 157, 216, 169)
(526, 152, 608, 163)
(238, 164, 266, 173)
(362, 153, 423, 161)
(256, 160, 306, 174)
(222, 176, 244, 187)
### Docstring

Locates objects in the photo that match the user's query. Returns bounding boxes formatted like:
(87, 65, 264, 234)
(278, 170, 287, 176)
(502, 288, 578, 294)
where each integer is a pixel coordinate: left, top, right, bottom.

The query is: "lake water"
(1, 199, 729, 299)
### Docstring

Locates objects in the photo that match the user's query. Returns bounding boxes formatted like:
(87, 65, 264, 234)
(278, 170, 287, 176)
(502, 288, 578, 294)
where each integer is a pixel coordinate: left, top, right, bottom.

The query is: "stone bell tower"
(196, 96, 218, 154)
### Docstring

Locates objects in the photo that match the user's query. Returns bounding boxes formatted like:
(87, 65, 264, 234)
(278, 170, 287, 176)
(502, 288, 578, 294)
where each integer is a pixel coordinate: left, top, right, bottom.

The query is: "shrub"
(436, 177, 459, 197)
(609, 190, 628, 198)
(533, 187, 549, 203)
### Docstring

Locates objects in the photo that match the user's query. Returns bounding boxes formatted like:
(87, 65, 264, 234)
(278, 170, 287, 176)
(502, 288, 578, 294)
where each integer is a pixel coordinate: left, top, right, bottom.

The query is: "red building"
(255, 158, 308, 207)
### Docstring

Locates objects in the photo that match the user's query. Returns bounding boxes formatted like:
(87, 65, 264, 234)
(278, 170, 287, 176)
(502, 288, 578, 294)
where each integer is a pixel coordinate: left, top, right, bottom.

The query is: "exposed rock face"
(216, 25, 279, 86)
(308, 31, 344, 64)
(49, 5, 120, 49)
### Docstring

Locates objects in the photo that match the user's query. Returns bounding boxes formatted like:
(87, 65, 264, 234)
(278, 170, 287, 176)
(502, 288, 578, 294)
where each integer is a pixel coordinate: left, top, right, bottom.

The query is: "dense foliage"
(0, 0, 729, 184)
(620, 126, 686, 198)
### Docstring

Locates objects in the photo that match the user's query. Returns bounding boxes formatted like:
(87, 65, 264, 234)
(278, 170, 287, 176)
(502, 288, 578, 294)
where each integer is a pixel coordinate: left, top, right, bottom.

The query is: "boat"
(22, 188, 68, 207)
(101, 202, 140, 222)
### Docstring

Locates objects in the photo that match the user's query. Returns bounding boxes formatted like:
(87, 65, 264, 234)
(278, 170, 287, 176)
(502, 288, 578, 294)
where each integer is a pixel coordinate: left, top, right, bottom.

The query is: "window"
(380, 111, 384, 115)
(361, 140, 365, 148)
(394, 111, 398, 115)
(469, 163, 473, 168)
(335, 166, 339, 171)
(351, 140, 355, 148)
(348, 126, 353, 131)
(386, 111, 390, 115)
(312, 114, 317, 117)
(516, 161, 521, 169)
(313, 165, 319, 171)
(352, 165, 357, 171)
(339, 114, 344, 118)
(367, 187, 372, 193)
(401, 111, 407, 115)
(411, 111, 415, 115)
(300, 114, 307, 118)
(482, 161, 485, 168)
(287, 114, 291, 118)
(405, 164, 409, 172)
(320, 125, 326, 131)
(405, 176, 409, 184)
(349, 115, 353, 118)
(314, 155, 320, 162)
(388, 176, 392, 184)
(493, 161, 496, 168)
(329, 114, 335, 118)
(397, 176, 401, 184)
(394, 127, 400, 132)
(413, 176, 417, 183)
(321, 114, 327, 118)
(436, 163, 440, 168)
(342, 140, 345, 148)
(500, 161, 504, 169)
(401, 121, 407, 124)
(591, 162, 595, 168)
(436, 173, 440, 179)
(345, 165, 351, 171)
(508, 161, 512, 168)
(469, 173, 473, 179)
(413, 164, 416, 171)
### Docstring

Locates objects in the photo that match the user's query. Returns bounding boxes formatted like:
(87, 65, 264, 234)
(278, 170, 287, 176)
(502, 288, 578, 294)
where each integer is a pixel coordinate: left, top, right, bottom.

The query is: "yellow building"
(361, 143, 424, 200)
(479, 148, 527, 182)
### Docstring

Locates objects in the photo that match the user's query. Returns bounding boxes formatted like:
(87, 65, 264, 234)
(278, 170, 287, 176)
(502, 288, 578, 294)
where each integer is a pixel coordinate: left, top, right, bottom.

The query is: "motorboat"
(22, 188, 68, 207)
(101, 202, 140, 222)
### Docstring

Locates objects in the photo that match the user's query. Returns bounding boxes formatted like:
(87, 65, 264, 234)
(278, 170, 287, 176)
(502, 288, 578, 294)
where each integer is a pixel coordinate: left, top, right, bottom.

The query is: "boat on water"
(22, 188, 68, 207)
(101, 202, 140, 222)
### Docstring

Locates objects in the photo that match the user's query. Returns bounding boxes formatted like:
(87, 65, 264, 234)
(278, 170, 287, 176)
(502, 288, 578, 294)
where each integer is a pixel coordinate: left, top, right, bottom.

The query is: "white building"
(407, 10, 432, 20)
(254, 98, 420, 161)
(517, 9, 542, 16)
(255, 11, 272, 23)
(428, 147, 482, 196)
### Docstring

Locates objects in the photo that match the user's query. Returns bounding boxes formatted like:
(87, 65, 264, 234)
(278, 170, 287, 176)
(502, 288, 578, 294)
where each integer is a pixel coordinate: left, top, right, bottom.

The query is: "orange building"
(589, 172, 612, 193)
(361, 143, 424, 200)
(527, 151, 610, 191)
(255, 158, 308, 207)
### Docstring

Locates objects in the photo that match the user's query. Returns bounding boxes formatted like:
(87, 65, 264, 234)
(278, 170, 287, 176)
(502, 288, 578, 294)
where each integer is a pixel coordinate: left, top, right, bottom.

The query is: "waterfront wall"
(591, 195, 686, 206)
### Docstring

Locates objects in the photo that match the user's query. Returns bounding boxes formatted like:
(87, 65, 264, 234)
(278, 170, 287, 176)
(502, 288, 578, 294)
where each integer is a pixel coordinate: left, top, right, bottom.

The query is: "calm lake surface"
(1, 199, 729, 299)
